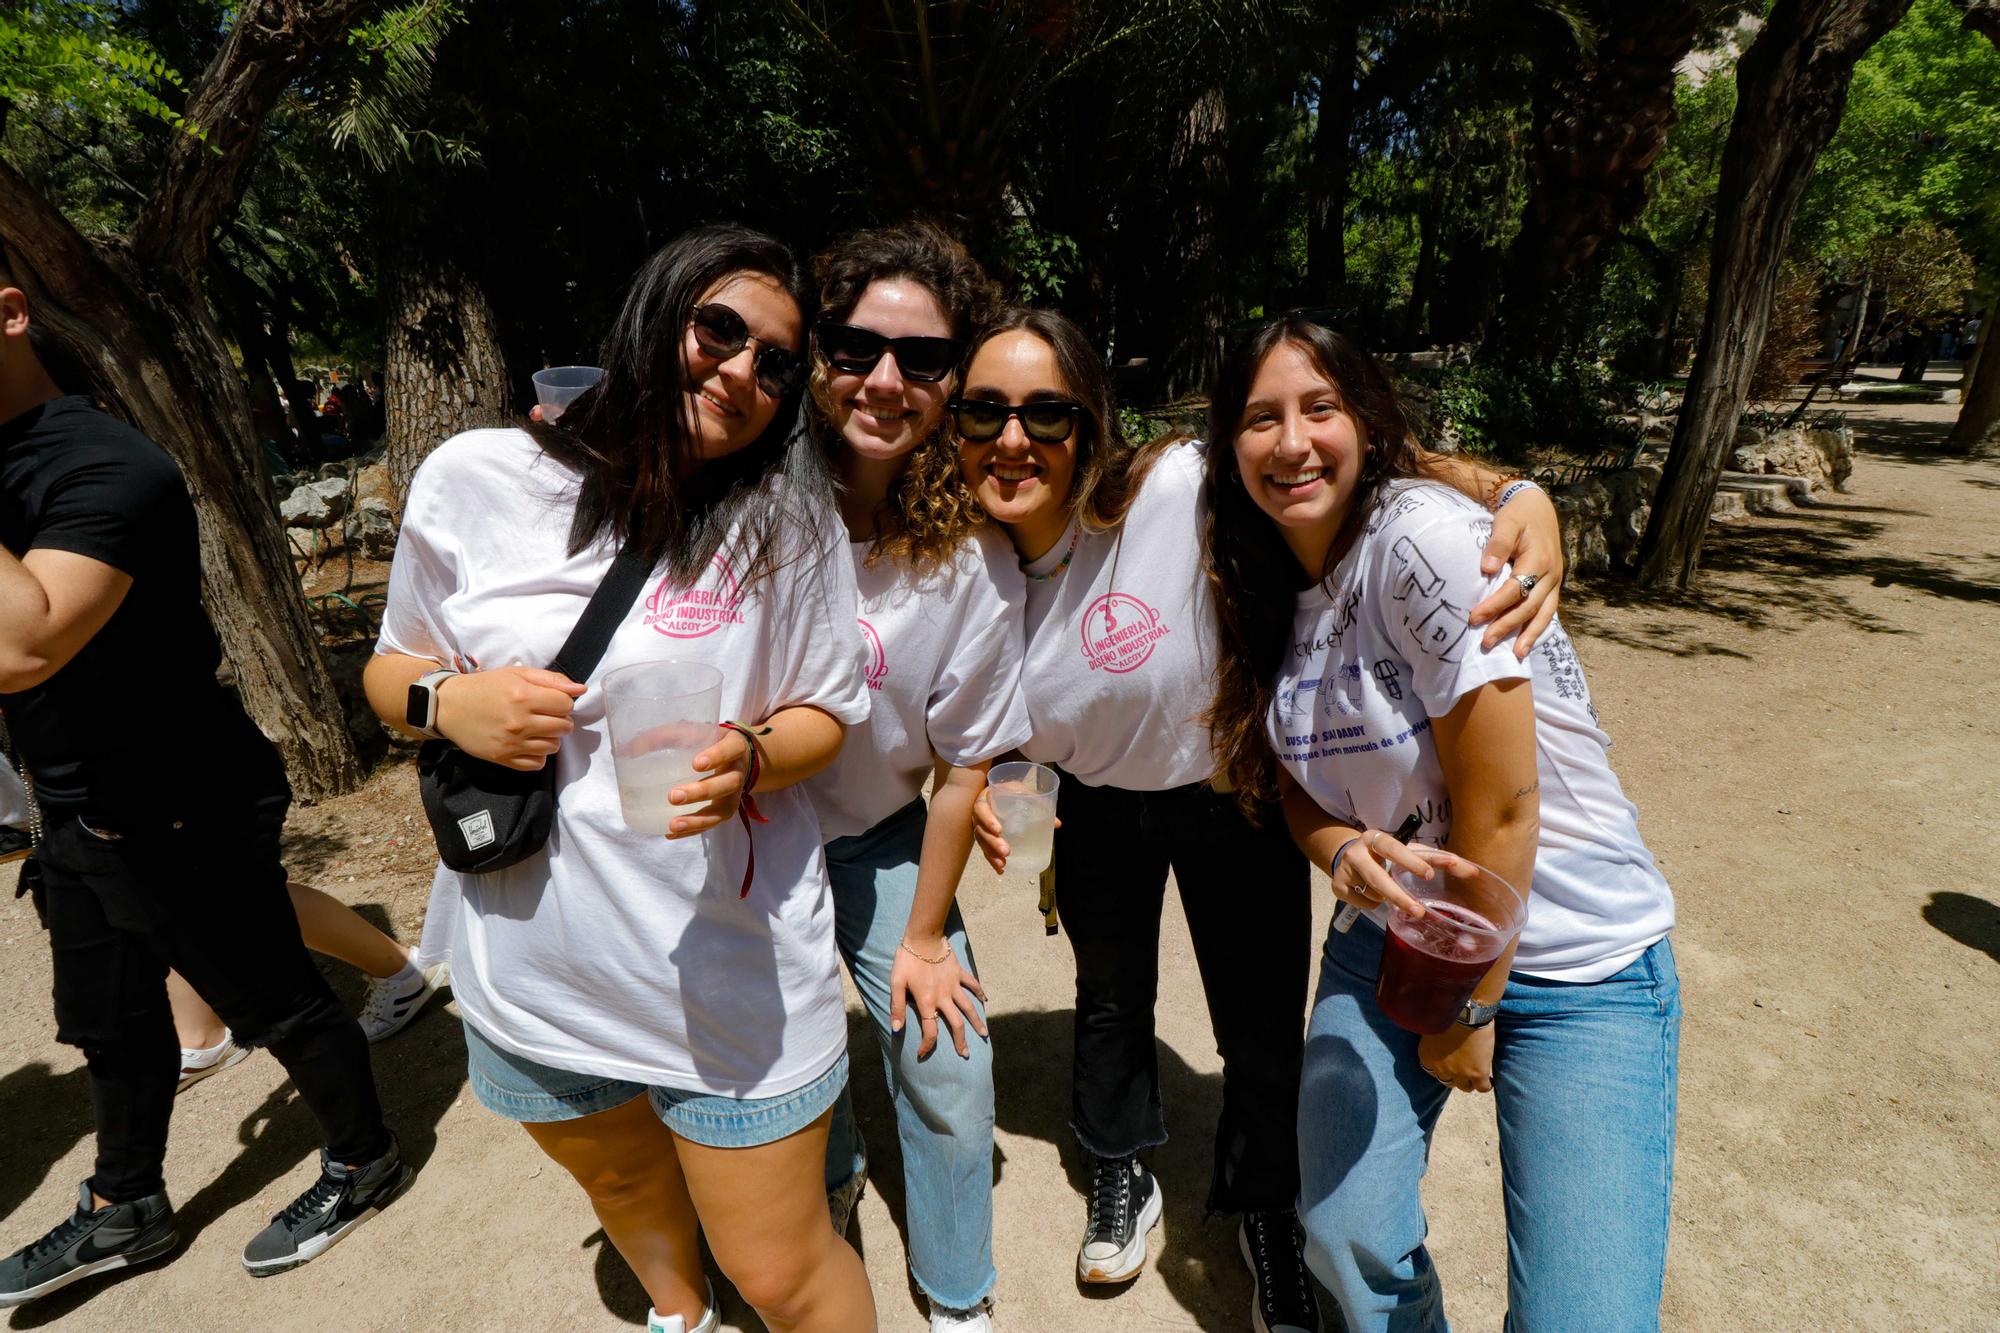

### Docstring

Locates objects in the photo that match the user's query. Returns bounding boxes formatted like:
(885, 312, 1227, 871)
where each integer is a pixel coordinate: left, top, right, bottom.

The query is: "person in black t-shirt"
(0, 287, 414, 1307)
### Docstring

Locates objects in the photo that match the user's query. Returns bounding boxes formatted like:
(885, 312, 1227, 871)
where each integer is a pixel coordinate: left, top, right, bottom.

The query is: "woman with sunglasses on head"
(363, 225, 876, 1333)
(1203, 317, 1677, 1333)
(798, 221, 1029, 1333)
(958, 308, 1566, 1333)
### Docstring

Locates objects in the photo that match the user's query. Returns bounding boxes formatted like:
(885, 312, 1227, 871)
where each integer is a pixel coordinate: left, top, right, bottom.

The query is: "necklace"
(1024, 525, 1080, 583)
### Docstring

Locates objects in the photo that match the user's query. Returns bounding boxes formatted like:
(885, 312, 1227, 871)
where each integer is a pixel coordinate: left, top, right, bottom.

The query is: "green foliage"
(1401, 356, 1632, 458)
(331, 1, 475, 172)
(1800, 0, 2000, 269)
(998, 216, 1081, 303)
(0, 1, 194, 136)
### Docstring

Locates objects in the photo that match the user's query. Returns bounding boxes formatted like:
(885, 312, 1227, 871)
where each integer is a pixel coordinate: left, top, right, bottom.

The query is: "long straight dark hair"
(528, 224, 828, 590)
(1202, 317, 1424, 817)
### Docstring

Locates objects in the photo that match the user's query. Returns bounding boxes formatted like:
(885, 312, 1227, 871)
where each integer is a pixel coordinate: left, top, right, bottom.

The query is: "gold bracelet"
(899, 938, 953, 966)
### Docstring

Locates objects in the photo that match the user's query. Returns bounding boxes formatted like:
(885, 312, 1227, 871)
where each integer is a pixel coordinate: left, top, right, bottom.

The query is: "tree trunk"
(0, 240, 364, 799)
(1157, 87, 1232, 400)
(1637, 0, 1916, 590)
(1491, 4, 1705, 355)
(384, 245, 513, 505)
(1402, 174, 1449, 345)
(0, 0, 372, 798)
(1304, 15, 1359, 303)
(1947, 331, 2000, 455)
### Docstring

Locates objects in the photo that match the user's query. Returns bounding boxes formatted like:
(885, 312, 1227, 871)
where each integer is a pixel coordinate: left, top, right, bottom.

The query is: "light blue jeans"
(1300, 920, 1680, 1333)
(823, 798, 997, 1311)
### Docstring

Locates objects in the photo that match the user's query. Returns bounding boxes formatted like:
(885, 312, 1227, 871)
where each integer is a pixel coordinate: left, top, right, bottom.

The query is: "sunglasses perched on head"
(815, 321, 963, 384)
(948, 397, 1083, 445)
(691, 303, 804, 398)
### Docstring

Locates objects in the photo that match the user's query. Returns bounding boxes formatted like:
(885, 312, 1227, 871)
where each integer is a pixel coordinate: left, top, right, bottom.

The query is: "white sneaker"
(930, 1297, 995, 1331)
(177, 1032, 250, 1094)
(356, 958, 447, 1043)
(648, 1279, 719, 1333)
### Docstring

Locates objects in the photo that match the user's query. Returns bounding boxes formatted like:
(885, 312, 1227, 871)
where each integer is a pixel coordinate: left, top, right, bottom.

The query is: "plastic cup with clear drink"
(1348, 849, 1527, 1034)
(988, 761, 1059, 877)
(532, 365, 604, 422)
(600, 661, 723, 836)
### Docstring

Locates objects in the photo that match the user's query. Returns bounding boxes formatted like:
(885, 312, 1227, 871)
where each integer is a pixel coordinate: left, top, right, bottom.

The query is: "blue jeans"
(823, 799, 997, 1310)
(1299, 921, 1680, 1333)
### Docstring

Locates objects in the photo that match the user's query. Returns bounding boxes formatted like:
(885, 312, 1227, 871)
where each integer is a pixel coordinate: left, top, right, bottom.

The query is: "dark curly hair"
(808, 219, 1000, 574)
(1202, 317, 1425, 819)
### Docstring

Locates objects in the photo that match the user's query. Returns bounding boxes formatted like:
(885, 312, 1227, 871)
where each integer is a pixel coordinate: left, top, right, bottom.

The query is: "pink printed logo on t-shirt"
(858, 616, 888, 691)
(1080, 592, 1170, 674)
(644, 556, 747, 638)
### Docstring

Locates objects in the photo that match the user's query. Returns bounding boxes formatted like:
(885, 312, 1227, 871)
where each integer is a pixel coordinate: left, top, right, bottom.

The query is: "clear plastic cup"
(1361, 850, 1527, 1034)
(988, 761, 1060, 877)
(600, 662, 723, 836)
(532, 365, 604, 421)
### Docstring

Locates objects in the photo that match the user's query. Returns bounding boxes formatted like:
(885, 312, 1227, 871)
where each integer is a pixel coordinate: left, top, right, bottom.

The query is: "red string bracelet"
(718, 721, 771, 898)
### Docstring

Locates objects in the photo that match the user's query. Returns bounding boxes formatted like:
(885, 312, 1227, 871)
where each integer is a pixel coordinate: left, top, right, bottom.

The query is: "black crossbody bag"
(418, 545, 654, 873)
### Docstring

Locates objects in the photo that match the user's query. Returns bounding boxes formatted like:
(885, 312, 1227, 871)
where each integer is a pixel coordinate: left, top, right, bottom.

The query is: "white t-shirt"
(378, 429, 871, 1097)
(1269, 480, 1674, 982)
(1019, 441, 1220, 791)
(807, 525, 1033, 840)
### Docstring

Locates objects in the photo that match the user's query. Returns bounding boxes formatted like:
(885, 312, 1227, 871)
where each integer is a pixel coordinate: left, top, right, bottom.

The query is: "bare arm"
(0, 546, 132, 692)
(891, 757, 994, 1059)
(662, 703, 846, 839)
(1418, 449, 1566, 655)
(362, 651, 584, 770)
(1418, 677, 1541, 1092)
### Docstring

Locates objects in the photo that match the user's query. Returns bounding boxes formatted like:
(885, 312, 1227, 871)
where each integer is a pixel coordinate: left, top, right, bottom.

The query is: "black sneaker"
(1239, 1210, 1321, 1333)
(242, 1135, 413, 1276)
(1076, 1153, 1162, 1284)
(0, 1181, 178, 1308)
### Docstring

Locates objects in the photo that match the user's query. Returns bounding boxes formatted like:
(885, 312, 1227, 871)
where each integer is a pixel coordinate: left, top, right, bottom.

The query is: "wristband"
(717, 721, 773, 898)
(1494, 479, 1541, 511)
(1326, 834, 1365, 880)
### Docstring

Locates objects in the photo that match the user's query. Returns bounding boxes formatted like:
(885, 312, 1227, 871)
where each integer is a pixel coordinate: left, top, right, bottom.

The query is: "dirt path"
(2, 401, 1995, 1331)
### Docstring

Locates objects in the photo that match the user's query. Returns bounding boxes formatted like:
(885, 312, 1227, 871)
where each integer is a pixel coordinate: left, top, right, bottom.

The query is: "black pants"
(38, 793, 389, 1202)
(1052, 772, 1311, 1215)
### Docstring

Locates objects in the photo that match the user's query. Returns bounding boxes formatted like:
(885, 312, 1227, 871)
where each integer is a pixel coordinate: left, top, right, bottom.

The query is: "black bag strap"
(547, 544, 655, 683)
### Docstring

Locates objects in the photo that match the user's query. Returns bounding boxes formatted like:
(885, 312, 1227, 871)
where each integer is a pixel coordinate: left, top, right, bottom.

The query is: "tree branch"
(129, 0, 374, 274)
(0, 155, 113, 315)
(1959, 0, 2000, 43)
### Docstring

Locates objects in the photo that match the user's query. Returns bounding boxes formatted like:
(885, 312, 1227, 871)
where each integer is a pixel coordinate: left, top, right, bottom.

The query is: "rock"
(353, 460, 394, 509)
(354, 497, 399, 560)
(1551, 463, 1658, 576)
(281, 476, 351, 529)
(1941, 388, 1961, 405)
(1727, 423, 1853, 494)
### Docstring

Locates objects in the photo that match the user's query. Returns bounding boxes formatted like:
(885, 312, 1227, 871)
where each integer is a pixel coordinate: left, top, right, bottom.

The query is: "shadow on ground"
(1923, 893, 2000, 965)
(4, 983, 465, 1329)
(1564, 419, 1999, 658)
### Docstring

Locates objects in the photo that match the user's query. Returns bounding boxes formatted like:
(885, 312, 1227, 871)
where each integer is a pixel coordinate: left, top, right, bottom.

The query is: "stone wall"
(1730, 424, 1853, 493)
(1552, 464, 1659, 577)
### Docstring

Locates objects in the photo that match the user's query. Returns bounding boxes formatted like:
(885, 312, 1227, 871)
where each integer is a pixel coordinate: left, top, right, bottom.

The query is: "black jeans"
(1052, 771, 1311, 1215)
(38, 792, 389, 1202)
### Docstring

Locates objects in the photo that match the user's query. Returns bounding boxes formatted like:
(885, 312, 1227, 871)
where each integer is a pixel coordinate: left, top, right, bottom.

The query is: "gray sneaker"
(242, 1135, 413, 1276)
(827, 1151, 869, 1237)
(0, 1181, 178, 1307)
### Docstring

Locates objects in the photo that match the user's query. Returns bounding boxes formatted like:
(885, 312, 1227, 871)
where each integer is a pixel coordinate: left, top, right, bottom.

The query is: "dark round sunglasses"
(948, 397, 1083, 445)
(691, 303, 804, 398)
(815, 321, 963, 384)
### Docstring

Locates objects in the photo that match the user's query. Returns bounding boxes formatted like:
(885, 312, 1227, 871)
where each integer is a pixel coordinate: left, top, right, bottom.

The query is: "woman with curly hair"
(960, 307, 1566, 1332)
(802, 221, 1029, 1333)
(1202, 316, 1677, 1332)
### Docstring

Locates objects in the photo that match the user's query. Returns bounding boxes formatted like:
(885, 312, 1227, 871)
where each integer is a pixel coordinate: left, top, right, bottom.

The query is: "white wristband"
(1494, 479, 1541, 511)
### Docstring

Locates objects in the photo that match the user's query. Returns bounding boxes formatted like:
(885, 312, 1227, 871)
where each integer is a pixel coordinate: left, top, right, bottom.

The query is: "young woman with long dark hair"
(1203, 316, 1678, 1332)
(363, 225, 877, 1333)
(958, 307, 1566, 1333)
(801, 221, 1028, 1333)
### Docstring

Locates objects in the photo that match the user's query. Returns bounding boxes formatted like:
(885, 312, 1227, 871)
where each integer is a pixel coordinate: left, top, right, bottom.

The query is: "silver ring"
(1515, 572, 1539, 597)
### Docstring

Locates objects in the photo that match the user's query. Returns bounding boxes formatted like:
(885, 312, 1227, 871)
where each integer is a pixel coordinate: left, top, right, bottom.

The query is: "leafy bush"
(1399, 358, 1633, 461)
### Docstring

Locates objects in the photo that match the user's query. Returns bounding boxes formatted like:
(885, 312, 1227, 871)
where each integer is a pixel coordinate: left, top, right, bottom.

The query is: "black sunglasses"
(948, 397, 1083, 445)
(815, 321, 963, 384)
(691, 303, 804, 398)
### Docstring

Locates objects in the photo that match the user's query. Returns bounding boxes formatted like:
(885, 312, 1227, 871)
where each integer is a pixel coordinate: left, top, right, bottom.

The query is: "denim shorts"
(462, 1019, 848, 1148)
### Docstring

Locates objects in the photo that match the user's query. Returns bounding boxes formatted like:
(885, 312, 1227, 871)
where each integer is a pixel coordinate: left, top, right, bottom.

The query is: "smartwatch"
(405, 668, 459, 740)
(1456, 998, 1502, 1030)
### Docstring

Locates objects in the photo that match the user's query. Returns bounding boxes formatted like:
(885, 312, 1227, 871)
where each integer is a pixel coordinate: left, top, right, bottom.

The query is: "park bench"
(1794, 360, 1855, 395)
